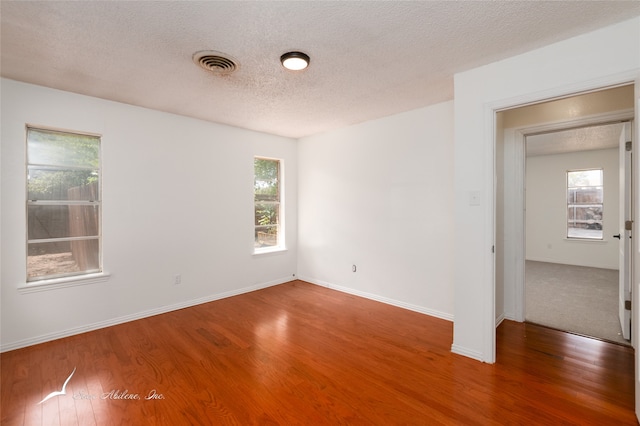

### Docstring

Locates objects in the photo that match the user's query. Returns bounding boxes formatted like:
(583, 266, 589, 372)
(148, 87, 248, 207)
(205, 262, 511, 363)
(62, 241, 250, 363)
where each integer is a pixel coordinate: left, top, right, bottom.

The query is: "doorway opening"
(496, 84, 635, 346)
(524, 121, 631, 345)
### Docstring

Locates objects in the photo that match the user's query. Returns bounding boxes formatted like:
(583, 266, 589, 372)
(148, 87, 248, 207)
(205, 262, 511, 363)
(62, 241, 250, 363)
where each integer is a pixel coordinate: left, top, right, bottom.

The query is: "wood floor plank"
(1, 280, 637, 425)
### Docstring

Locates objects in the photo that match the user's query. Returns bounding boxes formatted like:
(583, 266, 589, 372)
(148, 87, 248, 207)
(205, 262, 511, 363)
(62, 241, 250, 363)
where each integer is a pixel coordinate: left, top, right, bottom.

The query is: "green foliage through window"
(254, 158, 281, 249)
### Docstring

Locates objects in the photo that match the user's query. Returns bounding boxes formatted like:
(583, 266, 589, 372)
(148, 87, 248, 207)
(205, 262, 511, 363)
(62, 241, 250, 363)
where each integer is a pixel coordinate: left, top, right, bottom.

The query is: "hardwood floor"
(1, 280, 636, 425)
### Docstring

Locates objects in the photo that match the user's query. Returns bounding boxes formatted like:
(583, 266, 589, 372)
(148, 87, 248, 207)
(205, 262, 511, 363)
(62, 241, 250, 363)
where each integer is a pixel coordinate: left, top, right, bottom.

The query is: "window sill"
(18, 272, 111, 294)
(253, 247, 288, 256)
(564, 238, 608, 244)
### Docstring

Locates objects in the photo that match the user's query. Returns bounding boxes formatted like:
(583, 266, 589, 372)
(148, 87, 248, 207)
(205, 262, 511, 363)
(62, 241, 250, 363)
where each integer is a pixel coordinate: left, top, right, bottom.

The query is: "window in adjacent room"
(254, 157, 283, 252)
(567, 168, 603, 240)
(26, 127, 102, 281)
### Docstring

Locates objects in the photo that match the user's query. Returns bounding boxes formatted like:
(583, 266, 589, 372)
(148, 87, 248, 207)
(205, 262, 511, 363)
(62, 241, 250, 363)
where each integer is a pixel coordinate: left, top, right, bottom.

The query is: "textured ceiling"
(2, 1, 639, 138)
(526, 123, 625, 157)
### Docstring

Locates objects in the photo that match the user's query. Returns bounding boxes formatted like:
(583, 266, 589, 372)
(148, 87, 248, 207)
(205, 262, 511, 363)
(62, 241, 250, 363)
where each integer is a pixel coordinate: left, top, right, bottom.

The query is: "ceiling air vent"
(193, 51, 238, 75)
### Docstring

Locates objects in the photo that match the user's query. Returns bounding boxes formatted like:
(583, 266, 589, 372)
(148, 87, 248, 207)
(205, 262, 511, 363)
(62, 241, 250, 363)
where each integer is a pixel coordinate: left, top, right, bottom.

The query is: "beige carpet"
(525, 260, 629, 345)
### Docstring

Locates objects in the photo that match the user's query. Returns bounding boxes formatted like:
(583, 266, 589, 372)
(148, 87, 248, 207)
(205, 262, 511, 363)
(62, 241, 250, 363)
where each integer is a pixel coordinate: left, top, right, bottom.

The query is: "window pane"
(27, 128, 99, 168)
(567, 205, 602, 227)
(255, 192, 278, 202)
(254, 157, 282, 251)
(27, 127, 101, 281)
(567, 204, 603, 239)
(568, 187, 604, 203)
(574, 187, 603, 203)
(255, 226, 278, 248)
(255, 203, 279, 226)
(567, 169, 603, 240)
(28, 239, 100, 279)
(568, 169, 602, 187)
(28, 168, 99, 201)
(28, 205, 99, 239)
(254, 158, 279, 201)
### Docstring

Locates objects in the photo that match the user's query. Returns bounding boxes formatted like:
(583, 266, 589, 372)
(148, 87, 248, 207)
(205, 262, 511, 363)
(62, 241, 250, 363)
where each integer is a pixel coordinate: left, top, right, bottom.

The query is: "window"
(254, 157, 283, 252)
(26, 127, 102, 281)
(567, 169, 603, 240)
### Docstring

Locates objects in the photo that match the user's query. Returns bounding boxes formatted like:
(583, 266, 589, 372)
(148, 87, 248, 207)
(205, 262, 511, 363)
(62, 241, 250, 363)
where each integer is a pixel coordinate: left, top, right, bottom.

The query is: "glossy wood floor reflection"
(1, 281, 636, 425)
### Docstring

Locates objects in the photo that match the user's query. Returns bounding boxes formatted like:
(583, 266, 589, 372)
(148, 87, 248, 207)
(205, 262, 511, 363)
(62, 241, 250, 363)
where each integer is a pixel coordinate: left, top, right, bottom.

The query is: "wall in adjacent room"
(526, 148, 619, 269)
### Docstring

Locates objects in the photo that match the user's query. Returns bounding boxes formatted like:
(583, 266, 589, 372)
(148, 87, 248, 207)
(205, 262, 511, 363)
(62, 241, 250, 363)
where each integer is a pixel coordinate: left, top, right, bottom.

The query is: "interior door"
(618, 121, 632, 340)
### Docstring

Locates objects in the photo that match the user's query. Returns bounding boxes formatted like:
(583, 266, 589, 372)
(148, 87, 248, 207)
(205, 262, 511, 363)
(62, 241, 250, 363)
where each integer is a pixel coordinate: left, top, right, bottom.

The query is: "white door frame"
(503, 109, 635, 324)
(484, 71, 639, 367)
(619, 121, 633, 340)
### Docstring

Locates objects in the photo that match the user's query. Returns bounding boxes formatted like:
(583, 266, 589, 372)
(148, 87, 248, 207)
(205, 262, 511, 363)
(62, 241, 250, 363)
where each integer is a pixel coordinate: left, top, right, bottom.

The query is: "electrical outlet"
(174, 274, 181, 285)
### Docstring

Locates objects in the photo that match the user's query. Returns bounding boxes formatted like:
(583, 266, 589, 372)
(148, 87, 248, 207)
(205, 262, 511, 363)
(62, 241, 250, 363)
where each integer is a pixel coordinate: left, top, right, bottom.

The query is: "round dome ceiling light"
(280, 51, 310, 71)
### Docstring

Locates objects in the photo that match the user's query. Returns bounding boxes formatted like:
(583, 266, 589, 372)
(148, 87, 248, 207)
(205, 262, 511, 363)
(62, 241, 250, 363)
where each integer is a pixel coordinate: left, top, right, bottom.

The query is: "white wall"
(297, 102, 454, 320)
(526, 149, 619, 269)
(454, 17, 640, 362)
(0, 79, 298, 351)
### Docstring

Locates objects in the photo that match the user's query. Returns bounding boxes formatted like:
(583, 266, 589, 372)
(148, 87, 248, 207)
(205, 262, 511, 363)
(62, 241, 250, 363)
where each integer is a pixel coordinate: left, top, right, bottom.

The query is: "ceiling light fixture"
(280, 51, 310, 71)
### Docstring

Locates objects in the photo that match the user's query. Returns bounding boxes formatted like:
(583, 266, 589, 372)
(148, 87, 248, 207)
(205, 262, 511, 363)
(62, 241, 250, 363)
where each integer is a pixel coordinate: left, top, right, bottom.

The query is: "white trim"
(562, 238, 609, 244)
(505, 108, 634, 323)
(514, 129, 526, 323)
(503, 312, 518, 322)
(488, 71, 640, 366)
(632, 81, 640, 422)
(18, 272, 111, 294)
(26, 123, 102, 138)
(253, 247, 288, 256)
(451, 344, 484, 362)
(519, 109, 634, 136)
(484, 103, 497, 364)
(298, 275, 454, 322)
(495, 313, 506, 328)
(3, 275, 293, 352)
(491, 72, 638, 113)
(253, 156, 285, 255)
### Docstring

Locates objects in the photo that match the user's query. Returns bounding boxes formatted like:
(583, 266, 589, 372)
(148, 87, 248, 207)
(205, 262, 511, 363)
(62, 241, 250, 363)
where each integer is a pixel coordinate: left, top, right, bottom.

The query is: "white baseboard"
(495, 313, 506, 327)
(1, 276, 293, 353)
(503, 312, 523, 323)
(451, 344, 485, 362)
(297, 275, 454, 322)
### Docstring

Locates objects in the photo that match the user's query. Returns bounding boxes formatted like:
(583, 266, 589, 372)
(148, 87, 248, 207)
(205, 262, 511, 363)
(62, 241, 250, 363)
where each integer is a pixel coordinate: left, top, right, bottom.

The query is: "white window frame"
(566, 168, 604, 240)
(253, 156, 285, 254)
(25, 125, 104, 285)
